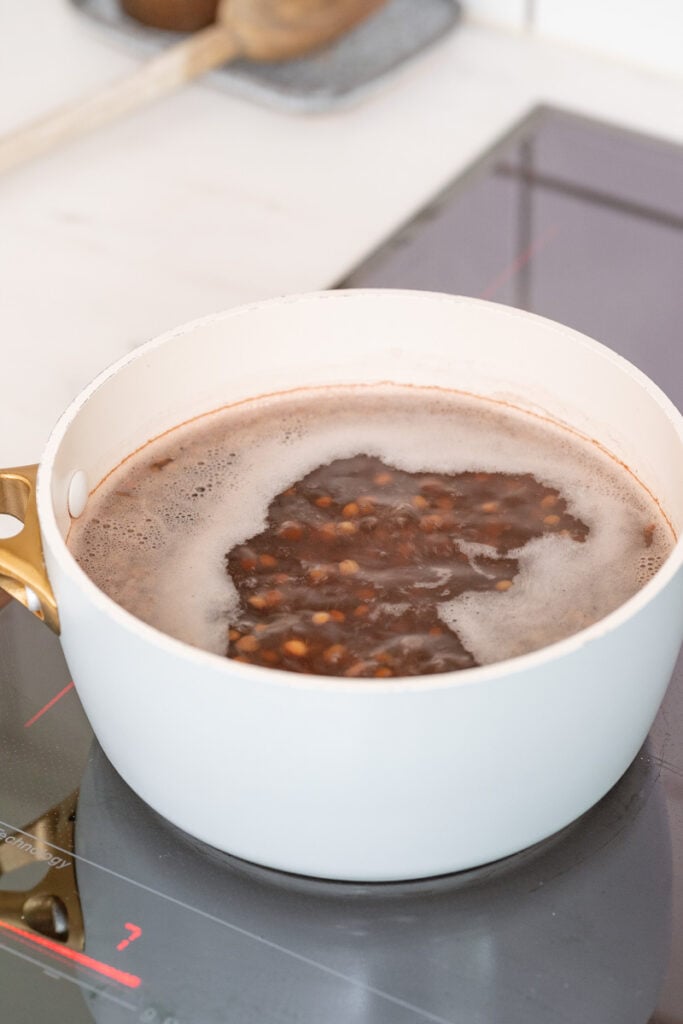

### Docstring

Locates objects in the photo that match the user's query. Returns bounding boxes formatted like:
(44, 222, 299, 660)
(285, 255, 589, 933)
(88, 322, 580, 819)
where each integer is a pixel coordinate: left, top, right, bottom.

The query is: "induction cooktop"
(1, 106, 682, 1024)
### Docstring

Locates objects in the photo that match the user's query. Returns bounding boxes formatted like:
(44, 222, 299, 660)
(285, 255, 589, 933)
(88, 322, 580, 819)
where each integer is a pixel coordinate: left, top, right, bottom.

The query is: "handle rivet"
(67, 471, 88, 519)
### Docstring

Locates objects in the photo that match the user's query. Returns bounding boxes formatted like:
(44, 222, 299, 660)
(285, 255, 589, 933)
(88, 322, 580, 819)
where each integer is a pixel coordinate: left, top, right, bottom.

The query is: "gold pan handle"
(0, 465, 60, 634)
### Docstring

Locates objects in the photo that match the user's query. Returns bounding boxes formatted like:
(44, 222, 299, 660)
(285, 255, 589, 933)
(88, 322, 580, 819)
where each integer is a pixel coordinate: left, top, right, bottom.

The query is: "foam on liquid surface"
(67, 386, 673, 668)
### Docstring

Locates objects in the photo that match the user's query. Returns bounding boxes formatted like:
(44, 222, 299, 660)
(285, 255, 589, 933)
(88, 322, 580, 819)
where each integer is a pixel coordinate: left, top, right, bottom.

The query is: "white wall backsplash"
(534, 0, 683, 78)
(464, 0, 529, 30)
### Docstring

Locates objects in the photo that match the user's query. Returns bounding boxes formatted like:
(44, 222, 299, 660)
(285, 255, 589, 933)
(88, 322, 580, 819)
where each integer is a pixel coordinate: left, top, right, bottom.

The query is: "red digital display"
(117, 923, 142, 951)
(0, 919, 142, 989)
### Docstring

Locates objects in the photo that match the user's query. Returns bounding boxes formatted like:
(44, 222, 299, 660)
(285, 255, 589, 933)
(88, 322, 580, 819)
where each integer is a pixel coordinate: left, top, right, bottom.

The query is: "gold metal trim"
(0, 465, 60, 634)
(0, 790, 84, 950)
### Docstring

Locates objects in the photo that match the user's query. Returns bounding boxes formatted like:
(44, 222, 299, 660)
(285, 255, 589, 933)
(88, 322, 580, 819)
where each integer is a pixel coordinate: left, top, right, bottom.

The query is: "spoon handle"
(0, 23, 239, 175)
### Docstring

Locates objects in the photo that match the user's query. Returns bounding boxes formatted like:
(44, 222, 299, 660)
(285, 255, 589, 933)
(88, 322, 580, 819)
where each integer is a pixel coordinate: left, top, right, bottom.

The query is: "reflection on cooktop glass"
(1, 106, 682, 1024)
(342, 105, 683, 411)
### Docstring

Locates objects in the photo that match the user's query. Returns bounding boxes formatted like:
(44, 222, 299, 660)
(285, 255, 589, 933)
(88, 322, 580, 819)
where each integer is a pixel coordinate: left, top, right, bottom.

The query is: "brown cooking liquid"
(67, 387, 672, 671)
(226, 455, 589, 677)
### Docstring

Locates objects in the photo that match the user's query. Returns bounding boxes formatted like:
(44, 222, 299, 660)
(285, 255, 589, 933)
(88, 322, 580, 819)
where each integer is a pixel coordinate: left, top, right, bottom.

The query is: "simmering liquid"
(68, 387, 673, 675)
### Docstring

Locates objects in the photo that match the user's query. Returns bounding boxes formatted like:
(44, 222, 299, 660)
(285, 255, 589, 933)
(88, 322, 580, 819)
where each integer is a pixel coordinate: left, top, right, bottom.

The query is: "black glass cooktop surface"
(1, 106, 682, 1023)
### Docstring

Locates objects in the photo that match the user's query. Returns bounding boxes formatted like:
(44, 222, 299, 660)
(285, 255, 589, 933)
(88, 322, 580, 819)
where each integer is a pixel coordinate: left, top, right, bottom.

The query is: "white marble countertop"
(2, 1, 683, 464)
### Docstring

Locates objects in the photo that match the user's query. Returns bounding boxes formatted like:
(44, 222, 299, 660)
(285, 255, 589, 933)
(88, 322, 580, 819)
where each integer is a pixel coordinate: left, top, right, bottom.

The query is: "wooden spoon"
(0, 0, 387, 174)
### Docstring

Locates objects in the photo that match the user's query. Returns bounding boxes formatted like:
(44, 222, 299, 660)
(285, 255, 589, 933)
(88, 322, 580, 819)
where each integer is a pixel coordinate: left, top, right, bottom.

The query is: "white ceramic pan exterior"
(13, 291, 683, 881)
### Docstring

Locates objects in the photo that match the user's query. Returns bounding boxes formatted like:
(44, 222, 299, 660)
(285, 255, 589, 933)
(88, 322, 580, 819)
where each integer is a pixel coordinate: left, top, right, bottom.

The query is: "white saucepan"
(1, 290, 682, 881)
